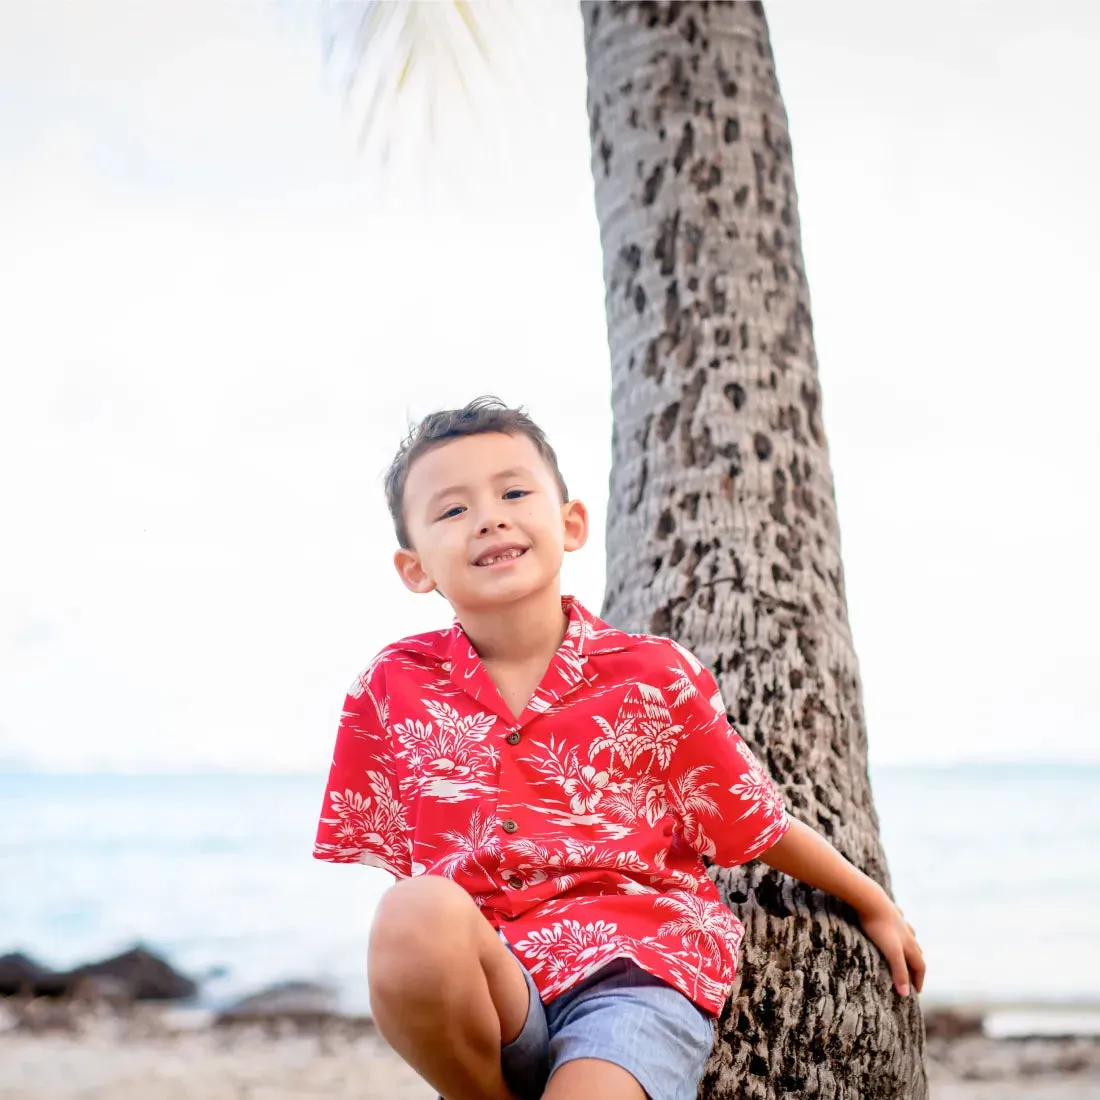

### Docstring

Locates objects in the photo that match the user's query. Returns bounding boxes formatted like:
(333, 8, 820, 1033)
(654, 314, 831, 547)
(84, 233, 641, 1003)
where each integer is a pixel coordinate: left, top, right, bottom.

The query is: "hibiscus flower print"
(562, 764, 610, 814)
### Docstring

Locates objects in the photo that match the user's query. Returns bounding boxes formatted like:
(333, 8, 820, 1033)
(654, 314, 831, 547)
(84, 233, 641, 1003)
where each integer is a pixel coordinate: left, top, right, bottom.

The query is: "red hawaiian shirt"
(313, 597, 789, 1016)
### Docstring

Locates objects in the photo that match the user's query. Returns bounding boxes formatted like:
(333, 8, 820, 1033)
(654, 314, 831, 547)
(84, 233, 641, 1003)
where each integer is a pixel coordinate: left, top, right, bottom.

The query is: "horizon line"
(2, 758, 1098, 779)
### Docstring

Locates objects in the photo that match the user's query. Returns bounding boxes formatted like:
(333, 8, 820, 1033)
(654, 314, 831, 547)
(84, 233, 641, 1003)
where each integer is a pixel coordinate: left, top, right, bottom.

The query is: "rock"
(925, 1007, 985, 1041)
(1, 946, 193, 1001)
(60, 947, 197, 1001)
(207, 981, 358, 1029)
(215, 980, 341, 1028)
(0, 952, 52, 997)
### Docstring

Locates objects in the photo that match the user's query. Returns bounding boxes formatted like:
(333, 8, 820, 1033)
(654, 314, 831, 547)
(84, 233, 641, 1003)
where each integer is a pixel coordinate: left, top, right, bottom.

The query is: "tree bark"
(581, 3, 926, 1097)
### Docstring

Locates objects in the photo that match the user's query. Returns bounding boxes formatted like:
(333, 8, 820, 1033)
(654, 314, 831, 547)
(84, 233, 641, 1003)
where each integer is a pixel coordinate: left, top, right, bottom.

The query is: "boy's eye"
(439, 506, 465, 520)
(503, 490, 529, 500)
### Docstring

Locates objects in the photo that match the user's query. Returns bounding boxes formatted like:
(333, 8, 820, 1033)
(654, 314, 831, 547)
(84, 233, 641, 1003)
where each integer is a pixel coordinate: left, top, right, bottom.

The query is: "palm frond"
(323, 0, 508, 166)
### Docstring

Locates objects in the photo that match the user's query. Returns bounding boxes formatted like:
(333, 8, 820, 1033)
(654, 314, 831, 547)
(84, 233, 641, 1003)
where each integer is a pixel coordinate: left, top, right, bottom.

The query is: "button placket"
(498, 715, 526, 909)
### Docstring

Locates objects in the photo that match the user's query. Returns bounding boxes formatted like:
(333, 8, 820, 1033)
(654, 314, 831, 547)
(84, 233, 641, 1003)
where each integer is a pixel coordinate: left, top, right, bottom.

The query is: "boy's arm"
(760, 817, 925, 997)
(664, 646, 926, 998)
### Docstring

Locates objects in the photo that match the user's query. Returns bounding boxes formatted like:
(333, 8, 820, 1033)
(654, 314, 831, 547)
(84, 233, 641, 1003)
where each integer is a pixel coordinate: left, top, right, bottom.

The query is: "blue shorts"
(501, 956, 716, 1100)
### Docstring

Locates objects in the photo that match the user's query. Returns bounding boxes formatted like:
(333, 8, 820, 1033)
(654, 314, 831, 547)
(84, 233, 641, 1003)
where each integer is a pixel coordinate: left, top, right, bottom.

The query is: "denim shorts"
(500, 956, 716, 1100)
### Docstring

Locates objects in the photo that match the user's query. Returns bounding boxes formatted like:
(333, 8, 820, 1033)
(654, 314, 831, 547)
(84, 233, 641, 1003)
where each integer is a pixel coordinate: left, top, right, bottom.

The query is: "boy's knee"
(368, 876, 475, 1000)
(373, 874, 473, 937)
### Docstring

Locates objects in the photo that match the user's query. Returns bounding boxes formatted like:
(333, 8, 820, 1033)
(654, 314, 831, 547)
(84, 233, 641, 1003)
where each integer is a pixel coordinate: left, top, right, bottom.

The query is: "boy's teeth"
(481, 549, 523, 565)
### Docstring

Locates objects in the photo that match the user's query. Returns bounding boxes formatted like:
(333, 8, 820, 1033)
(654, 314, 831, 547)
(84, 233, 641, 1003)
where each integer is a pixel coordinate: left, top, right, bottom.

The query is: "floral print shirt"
(313, 597, 790, 1015)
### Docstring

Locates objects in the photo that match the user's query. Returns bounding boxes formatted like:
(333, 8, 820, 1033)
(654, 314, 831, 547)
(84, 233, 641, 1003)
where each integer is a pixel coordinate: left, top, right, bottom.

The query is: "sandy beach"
(2, 1002, 1099, 1100)
(0, 1023, 433, 1100)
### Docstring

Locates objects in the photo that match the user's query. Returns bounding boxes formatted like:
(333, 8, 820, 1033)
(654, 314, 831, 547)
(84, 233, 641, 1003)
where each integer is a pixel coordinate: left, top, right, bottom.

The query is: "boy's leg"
(368, 875, 531, 1100)
(543, 1059, 647, 1100)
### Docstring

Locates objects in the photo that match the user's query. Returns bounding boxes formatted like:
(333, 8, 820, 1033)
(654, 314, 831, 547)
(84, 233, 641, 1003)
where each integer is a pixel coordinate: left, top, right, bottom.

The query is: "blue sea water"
(1, 765, 1097, 1014)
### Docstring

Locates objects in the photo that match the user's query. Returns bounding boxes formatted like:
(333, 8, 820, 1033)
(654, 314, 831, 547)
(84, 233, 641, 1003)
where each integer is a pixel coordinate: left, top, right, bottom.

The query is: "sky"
(1, 0, 1098, 773)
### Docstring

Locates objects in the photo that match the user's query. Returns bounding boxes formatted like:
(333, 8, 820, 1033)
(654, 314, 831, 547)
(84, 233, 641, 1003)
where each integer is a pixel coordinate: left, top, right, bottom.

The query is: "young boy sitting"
(313, 398, 924, 1100)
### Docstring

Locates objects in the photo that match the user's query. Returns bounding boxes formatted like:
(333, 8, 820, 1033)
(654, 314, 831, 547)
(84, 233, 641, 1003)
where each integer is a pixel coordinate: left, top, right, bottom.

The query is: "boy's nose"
(478, 518, 509, 535)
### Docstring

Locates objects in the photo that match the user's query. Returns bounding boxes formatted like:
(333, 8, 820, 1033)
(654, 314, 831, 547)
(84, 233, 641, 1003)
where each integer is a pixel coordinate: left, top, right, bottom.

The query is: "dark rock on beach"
(214, 980, 362, 1034)
(218, 980, 340, 1020)
(924, 1007, 985, 1041)
(0, 946, 196, 1002)
(62, 947, 197, 1001)
(0, 953, 52, 997)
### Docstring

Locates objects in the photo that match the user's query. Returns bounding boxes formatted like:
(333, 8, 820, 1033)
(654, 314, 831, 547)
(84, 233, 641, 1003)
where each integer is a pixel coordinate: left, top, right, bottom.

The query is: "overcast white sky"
(2, 1, 1097, 772)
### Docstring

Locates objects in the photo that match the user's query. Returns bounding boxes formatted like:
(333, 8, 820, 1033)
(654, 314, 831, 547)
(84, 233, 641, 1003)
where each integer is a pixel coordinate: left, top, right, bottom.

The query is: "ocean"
(1, 764, 1097, 1015)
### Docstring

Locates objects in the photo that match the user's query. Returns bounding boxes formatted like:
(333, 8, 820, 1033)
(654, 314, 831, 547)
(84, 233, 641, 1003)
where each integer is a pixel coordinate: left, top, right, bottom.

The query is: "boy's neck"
(457, 585, 569, 667)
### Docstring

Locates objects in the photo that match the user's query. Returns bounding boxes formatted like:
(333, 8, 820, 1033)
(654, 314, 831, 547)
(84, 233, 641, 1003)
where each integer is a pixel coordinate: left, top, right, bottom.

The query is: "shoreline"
(2, 1000, 1099, 1100)
(4, 948, 1100, 1097)
(82, 999, 1100, 1040)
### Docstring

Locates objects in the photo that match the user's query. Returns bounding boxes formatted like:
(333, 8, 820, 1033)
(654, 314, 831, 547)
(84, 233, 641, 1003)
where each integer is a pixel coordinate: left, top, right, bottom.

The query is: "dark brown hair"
(385, 397, 570, 548)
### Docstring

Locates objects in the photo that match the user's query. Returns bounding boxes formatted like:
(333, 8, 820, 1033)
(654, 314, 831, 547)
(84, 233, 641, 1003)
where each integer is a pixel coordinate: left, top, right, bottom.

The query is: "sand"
(2, 1007, 1098, 1099)
(1, 1026, 433, 1100)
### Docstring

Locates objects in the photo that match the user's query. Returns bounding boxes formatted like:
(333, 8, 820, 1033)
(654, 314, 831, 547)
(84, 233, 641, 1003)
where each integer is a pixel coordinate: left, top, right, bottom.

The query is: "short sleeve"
(665, 645, 790, 866)
(313, 668, 413, 877)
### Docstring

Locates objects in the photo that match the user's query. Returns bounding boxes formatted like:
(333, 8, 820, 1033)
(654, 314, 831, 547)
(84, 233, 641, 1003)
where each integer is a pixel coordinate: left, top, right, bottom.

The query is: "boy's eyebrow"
(425, 484, 467, 510)
(493, 466, 535, 482)
(424, 467, 536, 511)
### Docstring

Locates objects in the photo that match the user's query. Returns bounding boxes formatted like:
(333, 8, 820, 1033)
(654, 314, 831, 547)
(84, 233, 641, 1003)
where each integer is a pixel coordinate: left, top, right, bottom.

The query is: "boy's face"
(394, 432, 588, 613)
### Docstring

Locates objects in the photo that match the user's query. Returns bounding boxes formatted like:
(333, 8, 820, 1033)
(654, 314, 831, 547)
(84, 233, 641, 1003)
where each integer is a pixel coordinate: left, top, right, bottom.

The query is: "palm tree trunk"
(581, 3, 926, 1096)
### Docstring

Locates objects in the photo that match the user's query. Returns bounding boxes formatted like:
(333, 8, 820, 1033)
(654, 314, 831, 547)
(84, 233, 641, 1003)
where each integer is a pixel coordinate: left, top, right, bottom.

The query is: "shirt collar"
(442, 597, 636, 723)
(445, 597, 634, 661)
(560, 596, 635, 656)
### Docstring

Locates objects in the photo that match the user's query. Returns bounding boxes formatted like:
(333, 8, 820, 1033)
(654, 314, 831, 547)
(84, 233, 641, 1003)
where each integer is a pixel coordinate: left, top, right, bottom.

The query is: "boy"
(314, 398, 924, 1100)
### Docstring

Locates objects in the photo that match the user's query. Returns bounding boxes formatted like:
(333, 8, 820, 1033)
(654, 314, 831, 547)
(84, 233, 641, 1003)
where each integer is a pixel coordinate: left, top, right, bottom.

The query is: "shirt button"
(507, 875, 523, 890)
(501, 819, 519, 834)
(506, 731, 521, 746)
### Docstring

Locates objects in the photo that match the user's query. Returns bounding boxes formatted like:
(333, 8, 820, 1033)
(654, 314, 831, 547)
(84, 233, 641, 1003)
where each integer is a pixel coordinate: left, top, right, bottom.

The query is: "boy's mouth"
(473, 545, 529, 567)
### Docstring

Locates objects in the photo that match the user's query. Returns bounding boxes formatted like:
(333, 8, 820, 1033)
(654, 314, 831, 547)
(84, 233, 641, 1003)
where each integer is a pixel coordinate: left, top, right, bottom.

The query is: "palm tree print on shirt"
(656, 890, 741, 1001)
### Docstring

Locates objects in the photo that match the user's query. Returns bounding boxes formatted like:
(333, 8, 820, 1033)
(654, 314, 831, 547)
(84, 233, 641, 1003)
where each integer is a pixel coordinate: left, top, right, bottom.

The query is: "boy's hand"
(858, 898, 925, 997)
(759, 819, 927, 997)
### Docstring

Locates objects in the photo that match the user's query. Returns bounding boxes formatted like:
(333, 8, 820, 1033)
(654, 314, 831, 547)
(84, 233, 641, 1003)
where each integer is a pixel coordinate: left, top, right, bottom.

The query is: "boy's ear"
(393, 547, 437, 595)
(562, 499, 589, 553)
